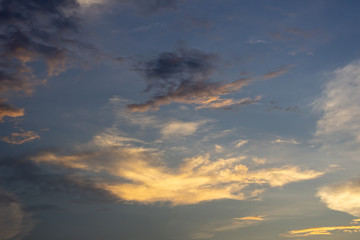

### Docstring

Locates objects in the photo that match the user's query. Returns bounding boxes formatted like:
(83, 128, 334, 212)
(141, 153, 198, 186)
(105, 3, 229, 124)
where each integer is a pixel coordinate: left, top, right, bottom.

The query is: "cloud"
(192, 216, 266, 239)
(0, 102, 24, 122)
(317, 179, 360, 217)
(161, 120, 206, 138)
(0, 190, 35, 240)
(247, 38, 267, 44)
(313, 60, 360, 155)
(262, 65, 294, 80)
(0, 0, 99, 121)
(283, 225, 360, 237)
(1, 130, 40, 144)
(234, 139, 248, 148)
(271, 138, 300, 145)
(30, 131, 325, 205)
(128, 47, 259, 111)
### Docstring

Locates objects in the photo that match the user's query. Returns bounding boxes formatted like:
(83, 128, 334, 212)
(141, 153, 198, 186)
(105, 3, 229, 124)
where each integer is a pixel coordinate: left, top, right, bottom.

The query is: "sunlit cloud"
(192, 216, 266, 239)
(317, 178, 360, 217)
(0, 190, 35, 240)
(30, 132, 325, 205)
(283, 225, 360, 237)
(271, 138, 300, 144)
(1, 130, 40, 145)
(234, 139, 248, 148)
(161, 120, 206, 138)
(128, 47, 259, 111)
(0, 103, 24, 122)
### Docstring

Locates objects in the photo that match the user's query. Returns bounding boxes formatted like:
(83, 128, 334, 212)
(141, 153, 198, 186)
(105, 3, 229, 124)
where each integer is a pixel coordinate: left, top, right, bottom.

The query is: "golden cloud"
(317, 179, 360, 217)
(31, 133, 325, 205)
(283, 225, 360, 237)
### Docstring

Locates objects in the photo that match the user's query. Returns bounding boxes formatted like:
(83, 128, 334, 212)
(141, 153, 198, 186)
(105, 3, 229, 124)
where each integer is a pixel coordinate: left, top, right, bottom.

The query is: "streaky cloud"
(0, 190, 35, 240)
(1, 130, 40, 144)
(192, 216, 266, 239)
(283, 225, 360, 237)
(128, 47, 258, 111)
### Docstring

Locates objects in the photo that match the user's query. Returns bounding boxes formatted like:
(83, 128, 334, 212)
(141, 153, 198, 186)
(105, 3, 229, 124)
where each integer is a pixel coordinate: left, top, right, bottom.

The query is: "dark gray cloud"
(0, 155, 117, 204)
(128, 47, 259, 111)
(0, 0, 98, 122)
(125, 0, 187, 13)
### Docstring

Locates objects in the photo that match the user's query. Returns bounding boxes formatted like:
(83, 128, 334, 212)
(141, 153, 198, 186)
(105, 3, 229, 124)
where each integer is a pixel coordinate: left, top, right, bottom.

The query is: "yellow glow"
(284, 225, 360, 237)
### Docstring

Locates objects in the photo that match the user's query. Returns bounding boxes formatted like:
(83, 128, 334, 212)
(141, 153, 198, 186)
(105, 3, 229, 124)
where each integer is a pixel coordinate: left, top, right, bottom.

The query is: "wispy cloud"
(161, 120, 207, 138)
(283, 225, 360, 237)
(234, 139, 248, 148)
(0, 190, 35, 240)
(262, 65, 295, 80)
(30, 132, 325, 205)
(317, 178, 360, 217)
(1, 130, 40, 144)
(313, 60, 360, 157)
(271, 138, 300, 145)
(192, 216, 266, 239)
(128, 47, 260, 111)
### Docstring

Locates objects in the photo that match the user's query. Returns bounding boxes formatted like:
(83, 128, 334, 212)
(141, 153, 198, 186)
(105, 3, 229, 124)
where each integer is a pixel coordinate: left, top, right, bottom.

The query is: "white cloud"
(313, 60, 360, 155)
(161, 120, 206, 138)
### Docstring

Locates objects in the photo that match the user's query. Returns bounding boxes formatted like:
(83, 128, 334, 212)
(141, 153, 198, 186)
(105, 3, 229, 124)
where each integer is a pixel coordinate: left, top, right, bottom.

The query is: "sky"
(2, 0, 360, 239)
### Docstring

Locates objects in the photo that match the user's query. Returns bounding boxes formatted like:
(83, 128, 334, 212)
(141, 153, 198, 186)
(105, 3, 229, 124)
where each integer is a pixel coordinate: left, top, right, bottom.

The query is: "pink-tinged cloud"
(1, 130, 40, 144)
(0, 103, 24, 121)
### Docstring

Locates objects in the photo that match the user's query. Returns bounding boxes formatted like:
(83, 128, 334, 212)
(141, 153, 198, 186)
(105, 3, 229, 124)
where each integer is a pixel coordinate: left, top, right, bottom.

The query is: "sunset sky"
(2, 0, 360, 239)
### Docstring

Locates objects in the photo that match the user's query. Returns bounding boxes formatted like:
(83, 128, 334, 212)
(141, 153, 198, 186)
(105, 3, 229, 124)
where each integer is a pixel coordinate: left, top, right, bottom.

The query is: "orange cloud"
(1, 130, 40, 144)
(0, 103, 24, 122)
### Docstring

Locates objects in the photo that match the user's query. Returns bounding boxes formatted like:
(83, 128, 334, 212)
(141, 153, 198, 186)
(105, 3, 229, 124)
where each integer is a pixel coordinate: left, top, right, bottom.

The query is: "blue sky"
(2, 0, 360, 239)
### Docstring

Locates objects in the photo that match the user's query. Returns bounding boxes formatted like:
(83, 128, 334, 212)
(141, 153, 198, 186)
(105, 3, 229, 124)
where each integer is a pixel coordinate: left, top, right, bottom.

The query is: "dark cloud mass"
(129, 47, 259, 111)
(0, 0, 96, 122)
